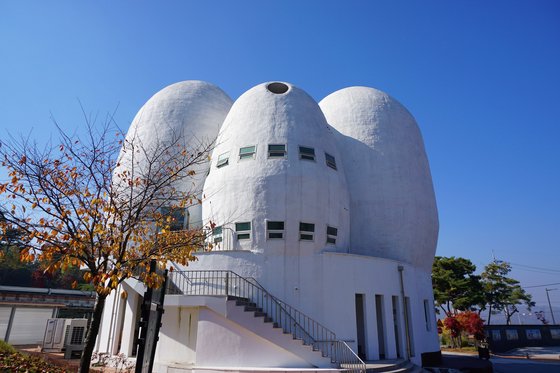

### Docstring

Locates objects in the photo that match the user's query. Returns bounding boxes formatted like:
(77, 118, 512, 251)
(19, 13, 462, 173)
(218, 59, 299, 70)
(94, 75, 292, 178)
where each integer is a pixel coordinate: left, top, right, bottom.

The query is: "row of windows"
(212, 221, 339, 245)
(215, 144, 337, 170)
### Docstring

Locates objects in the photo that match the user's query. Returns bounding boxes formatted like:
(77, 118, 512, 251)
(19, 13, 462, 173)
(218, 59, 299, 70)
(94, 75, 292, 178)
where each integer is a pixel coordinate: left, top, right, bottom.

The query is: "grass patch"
(441, 346, 478, 354)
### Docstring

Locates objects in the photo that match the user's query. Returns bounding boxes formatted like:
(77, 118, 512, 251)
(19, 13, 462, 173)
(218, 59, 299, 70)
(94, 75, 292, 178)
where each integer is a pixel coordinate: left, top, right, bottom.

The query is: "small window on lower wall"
(212, 226, 223, 243)
(299, 146, 315, 161)
(325, 153, 337, 170)
(235, 222, 251, 240)
(268, 144, 286, 158)
(239, 145, 256, 160)
(217, 152, 230, 168)
(326, 226, 337, 244)
(299, 222, 315, 241)
(267, 221, 284, 239)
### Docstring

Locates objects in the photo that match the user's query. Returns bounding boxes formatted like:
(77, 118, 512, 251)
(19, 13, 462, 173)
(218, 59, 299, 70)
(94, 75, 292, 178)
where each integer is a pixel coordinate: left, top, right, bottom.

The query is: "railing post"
(225, 272, 229, 296)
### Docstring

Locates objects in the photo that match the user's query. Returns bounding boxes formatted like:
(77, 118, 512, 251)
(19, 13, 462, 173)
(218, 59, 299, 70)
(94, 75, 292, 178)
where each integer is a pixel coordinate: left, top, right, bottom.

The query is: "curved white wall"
(200, 82, 350, 299)
(118, 80, 233, 227)
(319, 87, 438, 271)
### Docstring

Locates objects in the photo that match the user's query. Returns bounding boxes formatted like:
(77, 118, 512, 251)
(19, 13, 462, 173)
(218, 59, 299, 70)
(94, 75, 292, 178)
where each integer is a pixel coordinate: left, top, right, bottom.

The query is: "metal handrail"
(166, 270, 365, 372)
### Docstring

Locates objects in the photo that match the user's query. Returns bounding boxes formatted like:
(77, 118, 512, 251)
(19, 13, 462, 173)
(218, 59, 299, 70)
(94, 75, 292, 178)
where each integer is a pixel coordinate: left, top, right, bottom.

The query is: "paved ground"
(494, 346, 560, 360)
(443, 348, 560, 373)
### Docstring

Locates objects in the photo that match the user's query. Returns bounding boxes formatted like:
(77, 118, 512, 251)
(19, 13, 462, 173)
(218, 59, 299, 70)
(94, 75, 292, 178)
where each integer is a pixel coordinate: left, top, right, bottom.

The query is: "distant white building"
(96, 81, 439, 371)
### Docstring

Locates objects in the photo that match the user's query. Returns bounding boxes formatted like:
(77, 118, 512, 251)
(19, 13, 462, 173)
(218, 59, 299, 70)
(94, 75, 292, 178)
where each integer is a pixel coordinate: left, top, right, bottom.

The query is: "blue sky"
(1, 1, 559, 314)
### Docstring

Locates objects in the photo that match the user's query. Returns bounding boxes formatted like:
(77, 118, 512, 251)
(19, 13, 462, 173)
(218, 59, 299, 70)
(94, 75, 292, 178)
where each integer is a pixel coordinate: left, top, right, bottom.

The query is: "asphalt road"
(492, 357, 560, 373)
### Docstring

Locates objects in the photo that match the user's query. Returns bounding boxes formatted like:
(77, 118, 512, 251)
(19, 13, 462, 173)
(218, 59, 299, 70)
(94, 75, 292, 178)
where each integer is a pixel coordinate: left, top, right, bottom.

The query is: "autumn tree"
(0, 122, 212, 373)
(481, 260, 534, 325)
(432, 256, 485, 316)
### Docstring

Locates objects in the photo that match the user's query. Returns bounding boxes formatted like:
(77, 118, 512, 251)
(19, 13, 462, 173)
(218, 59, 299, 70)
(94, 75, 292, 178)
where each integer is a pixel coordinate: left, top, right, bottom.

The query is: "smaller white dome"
(118, 81, 233, 227)
(320, 86, 438, 271)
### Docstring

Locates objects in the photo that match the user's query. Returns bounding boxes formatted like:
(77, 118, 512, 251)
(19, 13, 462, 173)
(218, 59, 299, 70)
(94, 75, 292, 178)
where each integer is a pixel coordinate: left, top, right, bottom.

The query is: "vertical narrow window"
(423, 300, 431, 331)
(299, 222, 315, 241)
(268, 144, 286, 158)
(299, 146, 315, 161)
(217, 152, 230, 168)
(325, 153, 337, 170)
(266, 221, 285, 239)
(235, 222, 251, 240)
(213, 225, 223, 244)
(326, 226, 338, 244)
(239, 145, 256, 160)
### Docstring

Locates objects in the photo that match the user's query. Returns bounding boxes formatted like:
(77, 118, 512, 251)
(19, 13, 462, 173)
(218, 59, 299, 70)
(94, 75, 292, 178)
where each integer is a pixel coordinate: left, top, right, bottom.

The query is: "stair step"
(227, 295, 249, 302)
(254, 311, 267, 317)
(363, 360, 415, 373)
(244, 305, 262, 312)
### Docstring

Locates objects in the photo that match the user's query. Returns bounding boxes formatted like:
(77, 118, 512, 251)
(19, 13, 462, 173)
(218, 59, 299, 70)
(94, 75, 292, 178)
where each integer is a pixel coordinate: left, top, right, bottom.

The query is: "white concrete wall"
(195, 308, 312, 368)
(155, 306, 199, 368)
(183, 250, 439, 366)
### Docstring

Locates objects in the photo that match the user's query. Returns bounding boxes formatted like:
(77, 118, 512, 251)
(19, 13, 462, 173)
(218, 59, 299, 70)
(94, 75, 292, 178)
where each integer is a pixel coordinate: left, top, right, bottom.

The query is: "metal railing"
(166, 270, 365, 372)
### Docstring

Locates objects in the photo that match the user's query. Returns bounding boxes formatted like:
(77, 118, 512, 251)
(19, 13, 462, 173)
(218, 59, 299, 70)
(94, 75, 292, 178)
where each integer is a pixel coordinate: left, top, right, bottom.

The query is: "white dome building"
(97, 81, 440, 372)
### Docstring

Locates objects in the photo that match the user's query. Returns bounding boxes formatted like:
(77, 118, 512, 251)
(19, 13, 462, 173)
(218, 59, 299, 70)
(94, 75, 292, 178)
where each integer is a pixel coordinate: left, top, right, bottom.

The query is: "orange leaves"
(19, 249, 35, 263)
(83, 271, 92, 282)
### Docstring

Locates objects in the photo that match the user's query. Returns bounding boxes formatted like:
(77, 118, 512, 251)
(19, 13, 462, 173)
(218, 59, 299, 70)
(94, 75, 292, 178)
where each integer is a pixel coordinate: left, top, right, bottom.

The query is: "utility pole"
(545, 288, 557, 325)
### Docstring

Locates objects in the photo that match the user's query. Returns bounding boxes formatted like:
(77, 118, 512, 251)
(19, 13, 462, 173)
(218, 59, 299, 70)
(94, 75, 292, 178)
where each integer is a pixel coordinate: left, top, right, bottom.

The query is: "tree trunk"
(487, 304, 492, 325)
(80, 293, 107, 373)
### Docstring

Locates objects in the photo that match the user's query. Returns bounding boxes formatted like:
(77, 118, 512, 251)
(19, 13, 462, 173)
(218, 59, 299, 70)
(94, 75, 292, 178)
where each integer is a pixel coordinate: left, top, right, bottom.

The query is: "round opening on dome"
(267, 82, 289, 94)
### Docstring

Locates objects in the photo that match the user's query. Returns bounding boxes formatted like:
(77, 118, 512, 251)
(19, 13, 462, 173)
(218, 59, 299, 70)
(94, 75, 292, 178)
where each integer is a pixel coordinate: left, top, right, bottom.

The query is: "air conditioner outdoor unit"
(64, 318, 88, 347)
(43, 318, 70, 352)
(42, 318, 88, 352)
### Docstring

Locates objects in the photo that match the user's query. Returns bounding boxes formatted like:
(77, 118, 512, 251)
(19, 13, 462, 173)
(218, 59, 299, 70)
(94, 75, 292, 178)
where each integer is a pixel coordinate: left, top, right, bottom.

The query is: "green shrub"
(0, 340, 16, 354)
(0, 342, 69, 373)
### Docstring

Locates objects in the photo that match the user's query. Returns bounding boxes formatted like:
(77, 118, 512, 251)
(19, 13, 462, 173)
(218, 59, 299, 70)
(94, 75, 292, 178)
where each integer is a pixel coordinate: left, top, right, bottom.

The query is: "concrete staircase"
(225, 296, 334, 368)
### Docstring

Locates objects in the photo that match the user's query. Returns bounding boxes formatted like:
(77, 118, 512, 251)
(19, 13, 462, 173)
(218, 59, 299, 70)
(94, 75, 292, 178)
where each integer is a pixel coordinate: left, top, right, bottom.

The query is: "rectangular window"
(217, 152, 230, 168)
(267, 221, 284, 239)
(299, 146, 315, 161)
(212, 225, 223, 243)
(326, 225, 338, 244)
(299, 222, 315, 241)
(239, 145, 256, 160)
(235, 222, 251, 240)
(268, 144, 286, 158)
(160, 207, 185, 231)
(325, 153, 337, 170)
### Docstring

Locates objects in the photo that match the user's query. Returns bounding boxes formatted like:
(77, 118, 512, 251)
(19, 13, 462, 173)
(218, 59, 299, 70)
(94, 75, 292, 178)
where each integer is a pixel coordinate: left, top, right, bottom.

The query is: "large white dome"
(202, 82, 350, 254)
(119, 80, 233, 227)
(319, 86, 438, 271)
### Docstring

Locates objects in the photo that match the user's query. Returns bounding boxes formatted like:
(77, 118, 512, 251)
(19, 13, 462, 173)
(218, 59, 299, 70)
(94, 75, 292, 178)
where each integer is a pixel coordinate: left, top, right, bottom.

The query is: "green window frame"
(299, 222, 315, 241)
(268, 144, 286, 158)
(239, 145, 257, 160)
(217, 152, 230, 168)
(299, 146, 315, 161)
(213, 225, 223, 243)
(267, 221, 285, 239)
(326, 225, 338, 244)
(325, 153, 337, 170)
(235, 221, 251, 240)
